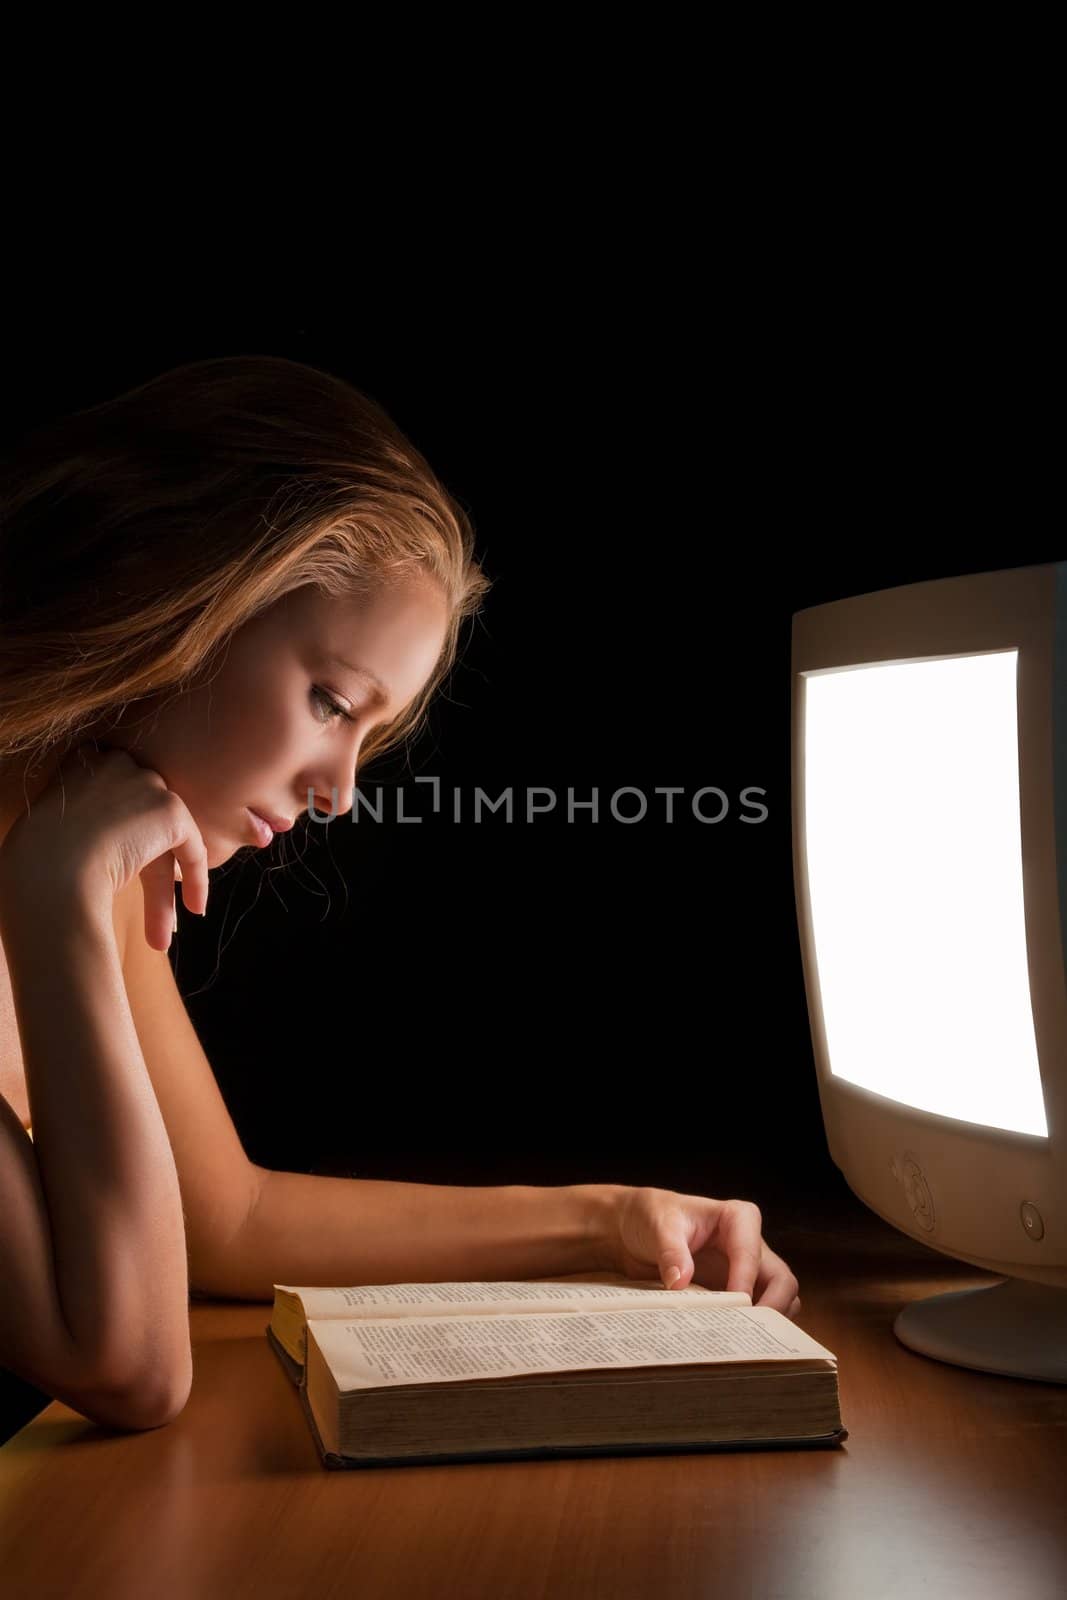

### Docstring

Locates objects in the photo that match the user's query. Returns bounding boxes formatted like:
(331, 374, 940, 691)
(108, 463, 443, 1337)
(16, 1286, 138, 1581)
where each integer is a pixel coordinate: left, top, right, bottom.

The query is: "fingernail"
(665, 1266, 681, 1289)
(172, 897, 178, 934)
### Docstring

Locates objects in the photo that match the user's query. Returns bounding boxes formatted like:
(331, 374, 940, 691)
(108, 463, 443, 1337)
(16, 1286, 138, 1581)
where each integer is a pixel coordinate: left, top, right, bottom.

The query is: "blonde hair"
(0, 355, 491, 778)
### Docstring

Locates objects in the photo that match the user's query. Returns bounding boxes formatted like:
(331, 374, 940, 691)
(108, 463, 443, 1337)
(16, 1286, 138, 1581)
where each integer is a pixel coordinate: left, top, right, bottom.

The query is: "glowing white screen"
(803, 651, 1048, 1138)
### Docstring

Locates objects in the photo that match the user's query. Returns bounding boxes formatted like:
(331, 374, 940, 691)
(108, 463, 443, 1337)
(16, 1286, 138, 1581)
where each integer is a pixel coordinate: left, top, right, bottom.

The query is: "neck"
(0, 751, 63, 851)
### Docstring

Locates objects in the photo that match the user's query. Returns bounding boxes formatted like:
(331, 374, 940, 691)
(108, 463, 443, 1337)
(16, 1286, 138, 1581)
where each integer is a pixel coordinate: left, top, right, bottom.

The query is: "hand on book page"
(608, 1187, 802, 1319)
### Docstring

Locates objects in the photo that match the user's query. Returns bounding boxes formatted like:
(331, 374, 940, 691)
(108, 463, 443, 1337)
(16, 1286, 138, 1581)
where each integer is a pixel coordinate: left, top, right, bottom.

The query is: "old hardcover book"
(266, 1272, 848, 1469)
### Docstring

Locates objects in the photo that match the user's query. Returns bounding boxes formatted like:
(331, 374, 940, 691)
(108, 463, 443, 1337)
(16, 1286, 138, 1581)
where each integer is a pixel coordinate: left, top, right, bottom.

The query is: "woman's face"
(32, 576, 449, 869)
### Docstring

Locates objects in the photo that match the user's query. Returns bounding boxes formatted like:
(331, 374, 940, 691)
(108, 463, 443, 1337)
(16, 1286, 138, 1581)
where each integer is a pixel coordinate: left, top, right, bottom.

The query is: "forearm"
(1, 889, 191, 1389)
(193, 1167, 627, 1302)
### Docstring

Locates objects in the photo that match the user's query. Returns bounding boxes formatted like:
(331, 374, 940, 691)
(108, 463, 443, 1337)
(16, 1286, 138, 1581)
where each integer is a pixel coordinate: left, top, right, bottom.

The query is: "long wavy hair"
(0, 355, 492, 784)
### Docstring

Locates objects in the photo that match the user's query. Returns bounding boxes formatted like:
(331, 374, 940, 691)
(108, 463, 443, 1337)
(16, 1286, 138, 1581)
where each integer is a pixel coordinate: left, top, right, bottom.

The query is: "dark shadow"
(0, 1366, 54, 1448)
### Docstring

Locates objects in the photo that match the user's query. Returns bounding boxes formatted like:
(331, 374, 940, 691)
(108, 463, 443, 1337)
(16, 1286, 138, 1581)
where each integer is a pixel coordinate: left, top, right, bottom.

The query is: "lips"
(250, 806, 295, 833)
(247, 808, 274, 847)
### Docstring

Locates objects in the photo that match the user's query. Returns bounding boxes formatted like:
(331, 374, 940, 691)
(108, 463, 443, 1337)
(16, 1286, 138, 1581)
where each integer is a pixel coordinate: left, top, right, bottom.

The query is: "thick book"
(266, 1271, 848, 1470)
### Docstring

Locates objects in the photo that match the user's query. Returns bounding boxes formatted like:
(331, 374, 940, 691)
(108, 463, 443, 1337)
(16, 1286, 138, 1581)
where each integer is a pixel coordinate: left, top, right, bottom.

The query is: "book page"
(309, 1304, 837, 1392)
(276, 1272, 752, 1325)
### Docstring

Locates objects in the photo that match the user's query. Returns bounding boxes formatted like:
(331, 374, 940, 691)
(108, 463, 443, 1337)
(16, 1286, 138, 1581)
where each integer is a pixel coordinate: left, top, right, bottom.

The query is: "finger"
(170, 824, 209, 917)
(654, 1213, 695, 1290)
(140, 857, 180, 952)
(719, 1202, 763, 1299)
(753, 1243, 802, 1315)
(753, 1278, 792, 1312)
(172, 841, 209, 917)
(659, 1247, 694, 1291)
(754, 1273, 802, 1315)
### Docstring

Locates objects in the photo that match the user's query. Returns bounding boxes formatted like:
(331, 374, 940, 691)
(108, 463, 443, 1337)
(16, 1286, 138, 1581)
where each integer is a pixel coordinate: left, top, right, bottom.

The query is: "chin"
(202, 830, 240, 869)
(215, 836, 249, 865)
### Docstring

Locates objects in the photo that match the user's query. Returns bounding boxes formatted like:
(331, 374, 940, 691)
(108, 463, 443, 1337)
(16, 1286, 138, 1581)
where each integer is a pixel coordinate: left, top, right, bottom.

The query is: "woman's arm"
(190, 1169, 626, 1301)
(116, 876, 627, 1303)
(0, 882, 192, 1425)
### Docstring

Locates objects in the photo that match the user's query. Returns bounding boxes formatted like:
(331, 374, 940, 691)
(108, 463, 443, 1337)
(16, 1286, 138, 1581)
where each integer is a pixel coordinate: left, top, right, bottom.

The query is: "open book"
(266, 1271, 848, 1470)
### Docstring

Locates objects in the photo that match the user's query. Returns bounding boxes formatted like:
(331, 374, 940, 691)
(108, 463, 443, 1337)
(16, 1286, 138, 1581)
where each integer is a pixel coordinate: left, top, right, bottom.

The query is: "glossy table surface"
(3, 1191, 1066, 1600)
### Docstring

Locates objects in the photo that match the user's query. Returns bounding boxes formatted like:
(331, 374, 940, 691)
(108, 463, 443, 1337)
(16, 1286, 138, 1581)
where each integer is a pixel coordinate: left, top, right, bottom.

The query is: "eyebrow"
(324, 655, 390, 709)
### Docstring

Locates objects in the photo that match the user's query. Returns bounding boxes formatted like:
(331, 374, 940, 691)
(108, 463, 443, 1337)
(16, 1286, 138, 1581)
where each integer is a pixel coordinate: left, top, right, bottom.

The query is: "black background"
(1, 305, 1054, 1233)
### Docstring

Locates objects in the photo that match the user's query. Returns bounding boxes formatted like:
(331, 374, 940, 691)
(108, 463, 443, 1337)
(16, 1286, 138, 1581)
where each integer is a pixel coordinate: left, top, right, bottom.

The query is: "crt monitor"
(791, 560, 1067, 1384)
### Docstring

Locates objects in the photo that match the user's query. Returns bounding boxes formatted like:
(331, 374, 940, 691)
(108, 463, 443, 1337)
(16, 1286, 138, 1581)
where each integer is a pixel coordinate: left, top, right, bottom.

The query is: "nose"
(304, 742, 362, 824)
(306, 782, 355, 823)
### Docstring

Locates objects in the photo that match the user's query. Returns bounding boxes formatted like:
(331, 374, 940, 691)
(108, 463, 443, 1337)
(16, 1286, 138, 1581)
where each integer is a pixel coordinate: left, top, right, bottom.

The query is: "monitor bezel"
(792, 560, 1067, 1281)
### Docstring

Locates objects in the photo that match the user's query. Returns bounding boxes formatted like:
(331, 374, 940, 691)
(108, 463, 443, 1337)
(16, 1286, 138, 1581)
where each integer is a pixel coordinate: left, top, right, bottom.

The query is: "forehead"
(289, 579, 450, 710)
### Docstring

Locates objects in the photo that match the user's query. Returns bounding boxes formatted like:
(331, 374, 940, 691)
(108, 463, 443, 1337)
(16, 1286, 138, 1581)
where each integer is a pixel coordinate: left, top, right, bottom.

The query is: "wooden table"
(3, 1190, 1067, 1599)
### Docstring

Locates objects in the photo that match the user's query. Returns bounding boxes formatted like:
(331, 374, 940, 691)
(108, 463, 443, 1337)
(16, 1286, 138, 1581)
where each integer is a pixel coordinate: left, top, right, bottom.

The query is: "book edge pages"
(267, 1323, 303, 1386)
(295, 1377, 850, 1470)
(277, 1328, 849, 1471)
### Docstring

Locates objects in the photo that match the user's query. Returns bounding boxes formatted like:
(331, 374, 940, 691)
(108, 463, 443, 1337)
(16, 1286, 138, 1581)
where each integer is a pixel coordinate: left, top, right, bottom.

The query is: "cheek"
(173, 682, 304, 790)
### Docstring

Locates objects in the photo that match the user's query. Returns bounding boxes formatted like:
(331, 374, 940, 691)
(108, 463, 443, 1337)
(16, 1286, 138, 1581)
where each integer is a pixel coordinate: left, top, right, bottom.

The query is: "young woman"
(0, 355, 801, 1439)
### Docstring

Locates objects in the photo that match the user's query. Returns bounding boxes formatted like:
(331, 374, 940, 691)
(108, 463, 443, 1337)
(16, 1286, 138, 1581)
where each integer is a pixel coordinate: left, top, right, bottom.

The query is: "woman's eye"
(310, 686, 354, 725)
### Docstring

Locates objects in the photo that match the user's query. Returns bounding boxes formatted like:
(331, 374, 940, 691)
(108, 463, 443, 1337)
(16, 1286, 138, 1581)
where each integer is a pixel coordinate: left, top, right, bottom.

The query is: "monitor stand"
(893, 1277, 1067, 1383)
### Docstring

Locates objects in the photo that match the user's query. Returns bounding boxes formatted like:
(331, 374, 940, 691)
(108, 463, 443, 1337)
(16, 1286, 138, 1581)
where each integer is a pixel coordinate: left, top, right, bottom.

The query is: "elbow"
(118, 1370, 192, 1432)
(90, 1347, 193, 1433)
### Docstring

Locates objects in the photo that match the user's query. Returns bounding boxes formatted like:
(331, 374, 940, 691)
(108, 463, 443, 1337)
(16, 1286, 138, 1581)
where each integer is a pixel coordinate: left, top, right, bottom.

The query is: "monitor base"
(893, 1277, 1067, 1384)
